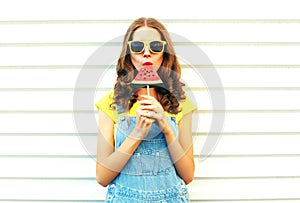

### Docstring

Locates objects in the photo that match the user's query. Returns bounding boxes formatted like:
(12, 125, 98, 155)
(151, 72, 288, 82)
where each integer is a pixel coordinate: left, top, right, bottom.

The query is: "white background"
(1, 0, 300, 202)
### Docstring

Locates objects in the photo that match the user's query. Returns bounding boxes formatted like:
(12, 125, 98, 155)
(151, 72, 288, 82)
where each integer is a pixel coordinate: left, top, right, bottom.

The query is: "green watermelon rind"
(131, 79, 163, 84)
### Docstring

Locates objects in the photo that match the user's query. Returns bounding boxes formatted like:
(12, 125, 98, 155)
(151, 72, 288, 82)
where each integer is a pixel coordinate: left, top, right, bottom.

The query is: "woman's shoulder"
(95, 90, 114, 111)
(180, 96, 197, 114)
(95, 89, 117, 122)
(170, 96, 197, 123)
(95, 90, 114, 110)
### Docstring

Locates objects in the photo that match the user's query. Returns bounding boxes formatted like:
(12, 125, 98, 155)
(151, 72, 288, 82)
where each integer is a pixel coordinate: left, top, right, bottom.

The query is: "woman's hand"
(131, 105, 155, 140)
(138, 95, 170, 132)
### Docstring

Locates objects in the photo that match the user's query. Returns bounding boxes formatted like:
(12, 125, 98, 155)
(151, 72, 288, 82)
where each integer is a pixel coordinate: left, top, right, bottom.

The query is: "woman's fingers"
(140, 114, 153, 124)
(137, 97, 165, 129)
(139, 104, 156, 112)
(138, 95, 158, 105)
(136, 109, 155, 126)
(141, 111, 156, 120)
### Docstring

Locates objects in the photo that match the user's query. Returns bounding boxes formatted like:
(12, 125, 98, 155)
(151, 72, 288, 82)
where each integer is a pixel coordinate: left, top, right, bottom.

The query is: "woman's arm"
(96, 109, 153, 187)
(163, 112, 195, 184)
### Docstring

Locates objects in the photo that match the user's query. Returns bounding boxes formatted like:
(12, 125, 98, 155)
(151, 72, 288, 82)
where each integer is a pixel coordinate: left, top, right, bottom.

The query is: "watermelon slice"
(131, 66, 163, 87)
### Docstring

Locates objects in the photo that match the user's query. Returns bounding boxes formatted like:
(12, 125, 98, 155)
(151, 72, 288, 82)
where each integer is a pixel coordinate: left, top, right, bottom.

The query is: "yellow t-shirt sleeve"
(181, 96, 197, 115)
(174, 97, 197, 123)
(95, 90, 115, 122)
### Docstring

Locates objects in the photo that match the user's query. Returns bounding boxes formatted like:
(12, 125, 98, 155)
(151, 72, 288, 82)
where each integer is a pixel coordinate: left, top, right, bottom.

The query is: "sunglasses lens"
(129, 41, 165, 53)
(130, 41, 144, 53)
(150, 41, 164, 52)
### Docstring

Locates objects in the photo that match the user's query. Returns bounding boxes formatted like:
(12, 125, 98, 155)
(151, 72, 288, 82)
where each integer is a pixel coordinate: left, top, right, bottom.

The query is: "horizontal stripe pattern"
(1, 0, 300, 200)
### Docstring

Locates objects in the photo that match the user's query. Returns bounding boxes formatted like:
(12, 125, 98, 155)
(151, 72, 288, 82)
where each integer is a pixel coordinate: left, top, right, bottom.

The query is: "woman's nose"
(143, 45, 151, 57)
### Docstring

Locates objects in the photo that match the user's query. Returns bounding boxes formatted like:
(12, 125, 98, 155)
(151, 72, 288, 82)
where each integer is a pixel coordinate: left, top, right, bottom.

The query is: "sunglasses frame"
(128, 40, 167, 54)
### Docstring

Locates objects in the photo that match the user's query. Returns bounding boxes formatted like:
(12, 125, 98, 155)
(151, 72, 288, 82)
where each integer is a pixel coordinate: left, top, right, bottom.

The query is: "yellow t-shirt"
(95, 90, 197, 123)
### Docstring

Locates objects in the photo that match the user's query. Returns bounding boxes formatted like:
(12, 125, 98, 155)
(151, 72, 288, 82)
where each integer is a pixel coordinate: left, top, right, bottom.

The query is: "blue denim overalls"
(105, 115, 190, 203)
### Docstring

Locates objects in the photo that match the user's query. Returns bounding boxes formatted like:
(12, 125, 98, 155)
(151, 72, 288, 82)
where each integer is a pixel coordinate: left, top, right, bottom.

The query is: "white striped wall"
(1, 0, 300, 202)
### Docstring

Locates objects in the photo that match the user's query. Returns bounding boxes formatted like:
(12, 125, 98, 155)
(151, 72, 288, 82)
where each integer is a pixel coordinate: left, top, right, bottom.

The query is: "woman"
(95, 17, 197, 203)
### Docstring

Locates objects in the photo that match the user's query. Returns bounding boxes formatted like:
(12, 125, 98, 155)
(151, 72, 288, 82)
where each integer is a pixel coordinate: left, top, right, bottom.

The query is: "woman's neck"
(135, 87, 158, 101)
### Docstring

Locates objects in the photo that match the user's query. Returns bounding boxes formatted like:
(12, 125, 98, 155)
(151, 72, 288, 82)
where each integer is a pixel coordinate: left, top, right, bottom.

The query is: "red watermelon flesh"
(131, 66, 163, 85)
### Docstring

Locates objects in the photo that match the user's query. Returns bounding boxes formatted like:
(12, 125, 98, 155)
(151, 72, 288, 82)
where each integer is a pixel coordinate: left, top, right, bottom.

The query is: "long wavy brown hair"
(112, 17, 186, 114)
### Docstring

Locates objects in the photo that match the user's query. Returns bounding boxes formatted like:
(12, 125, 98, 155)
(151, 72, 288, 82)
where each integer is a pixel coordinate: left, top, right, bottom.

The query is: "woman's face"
(130, 26, 164, 71)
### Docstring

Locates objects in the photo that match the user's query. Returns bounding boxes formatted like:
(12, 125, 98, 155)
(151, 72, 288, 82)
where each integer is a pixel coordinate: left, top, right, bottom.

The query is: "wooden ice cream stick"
(147, 85, 150, 96)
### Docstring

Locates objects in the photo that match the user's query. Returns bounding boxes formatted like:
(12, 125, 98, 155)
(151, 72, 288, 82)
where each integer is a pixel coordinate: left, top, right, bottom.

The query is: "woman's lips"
(142, 62, 153, 66)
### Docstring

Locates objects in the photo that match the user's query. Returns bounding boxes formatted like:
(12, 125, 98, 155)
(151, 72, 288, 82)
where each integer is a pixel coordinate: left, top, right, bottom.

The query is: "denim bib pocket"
(120, 145, 174, 176)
